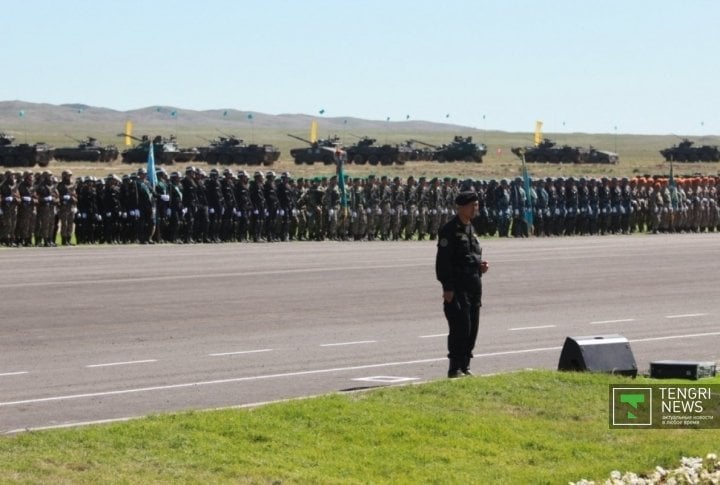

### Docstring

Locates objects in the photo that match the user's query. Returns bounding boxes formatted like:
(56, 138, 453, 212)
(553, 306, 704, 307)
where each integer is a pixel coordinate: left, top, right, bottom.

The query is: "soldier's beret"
(455, 191, 478, 206)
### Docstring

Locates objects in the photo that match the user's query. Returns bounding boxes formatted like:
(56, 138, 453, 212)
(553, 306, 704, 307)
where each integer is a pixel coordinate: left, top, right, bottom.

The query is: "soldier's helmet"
(266, 171, 276, 179)
(209, 168, 219, 177)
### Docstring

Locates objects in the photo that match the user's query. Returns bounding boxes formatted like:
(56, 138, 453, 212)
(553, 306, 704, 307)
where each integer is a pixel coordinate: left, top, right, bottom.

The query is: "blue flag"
(147, 141, 157, 188)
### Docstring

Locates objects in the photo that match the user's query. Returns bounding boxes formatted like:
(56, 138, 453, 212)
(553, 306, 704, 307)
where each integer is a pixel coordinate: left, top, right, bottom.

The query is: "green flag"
(18, 110, 25, 118)
(318, 109, 325, 115)
(247, 113, 253, 120)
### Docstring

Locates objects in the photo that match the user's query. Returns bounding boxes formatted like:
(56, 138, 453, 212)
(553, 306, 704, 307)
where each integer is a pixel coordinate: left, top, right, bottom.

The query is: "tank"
(54, 136, 119, 162)
(660, 139, 720, 162)
(195, 135, 280, 166)
(119, 134, 197, 165)
(511, 138, 583, 163)
(345, 136, 407, 165)
(0, 132, 53, 167)
(411, 136, 487, 163)
(287, 134, 340, 165)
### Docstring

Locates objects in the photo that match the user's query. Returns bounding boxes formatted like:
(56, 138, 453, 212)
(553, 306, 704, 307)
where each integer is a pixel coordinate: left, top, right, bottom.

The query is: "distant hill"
(0, 100, 470, 138)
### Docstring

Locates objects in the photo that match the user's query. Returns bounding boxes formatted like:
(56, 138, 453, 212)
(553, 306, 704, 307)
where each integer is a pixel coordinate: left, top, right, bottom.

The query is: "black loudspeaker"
(558, 334, 637, 377)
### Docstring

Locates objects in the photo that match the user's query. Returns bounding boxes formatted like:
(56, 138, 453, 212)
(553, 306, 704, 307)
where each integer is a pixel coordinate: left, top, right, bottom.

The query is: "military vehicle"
(0, 133, 53, 167)
(54, 136, 119, 162)
(410, 136, 487, 162)
(119, 134, 198, 165)
(344, 136, 407, 165)
(582, 146, 619, 164)
(401, 140, 434, 161)
(660, 139, 720, 162)
(511, 138, 583, 163)
(195, 135, 279, 166)
(287, 134, 341, 165)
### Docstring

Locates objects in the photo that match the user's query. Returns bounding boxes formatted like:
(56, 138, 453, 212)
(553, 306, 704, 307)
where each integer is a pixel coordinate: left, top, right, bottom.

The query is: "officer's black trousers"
(444, 273, 482, 371)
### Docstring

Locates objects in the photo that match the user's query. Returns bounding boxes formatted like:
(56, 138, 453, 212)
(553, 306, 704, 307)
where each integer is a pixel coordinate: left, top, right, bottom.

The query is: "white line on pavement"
(665, 313, 708, 319)
(86, 359, 158, 368)
(509, 325, 556, 331)
(4, 331, 716, 409)
(419, 334, 446, 338)
(209, 349, 273, 357)
(631, 331, 720, 343)
(0, 371, 28, 377)
(320, 340, 377, 347)
(590, 318, 636, 325)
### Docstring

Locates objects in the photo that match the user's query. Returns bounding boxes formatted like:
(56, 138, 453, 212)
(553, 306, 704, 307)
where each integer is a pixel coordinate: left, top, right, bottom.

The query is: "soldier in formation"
(1, 170, 719, 247)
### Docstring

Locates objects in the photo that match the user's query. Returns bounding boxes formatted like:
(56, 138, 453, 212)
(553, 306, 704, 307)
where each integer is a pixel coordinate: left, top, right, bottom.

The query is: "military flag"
(18, 110, 25, 118)
(534, 120, 543, 146)
(310, 120, 318, 143)
(124, 120, 133, 146)
(147, 138, 157, 188)
(520, 150, 534, 227)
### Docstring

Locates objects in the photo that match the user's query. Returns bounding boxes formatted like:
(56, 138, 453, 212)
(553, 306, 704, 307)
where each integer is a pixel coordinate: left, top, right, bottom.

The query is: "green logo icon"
(611, 387, 652, 427)
(620, 393, 646, 419)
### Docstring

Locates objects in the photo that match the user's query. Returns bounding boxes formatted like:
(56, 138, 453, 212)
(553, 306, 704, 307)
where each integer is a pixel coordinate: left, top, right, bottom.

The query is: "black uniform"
(435, 212, 483, 377)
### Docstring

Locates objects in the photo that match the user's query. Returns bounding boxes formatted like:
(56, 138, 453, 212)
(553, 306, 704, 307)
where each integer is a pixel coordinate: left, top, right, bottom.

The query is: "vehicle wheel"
(368, 155, 379, 165)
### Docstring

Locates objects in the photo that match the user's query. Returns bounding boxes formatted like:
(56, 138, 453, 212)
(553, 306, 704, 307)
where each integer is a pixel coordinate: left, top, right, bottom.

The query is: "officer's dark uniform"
(435, 191, 483, 378)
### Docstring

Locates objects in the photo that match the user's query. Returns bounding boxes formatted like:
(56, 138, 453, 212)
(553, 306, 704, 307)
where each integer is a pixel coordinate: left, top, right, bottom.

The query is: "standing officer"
(435, 191, 489, 378)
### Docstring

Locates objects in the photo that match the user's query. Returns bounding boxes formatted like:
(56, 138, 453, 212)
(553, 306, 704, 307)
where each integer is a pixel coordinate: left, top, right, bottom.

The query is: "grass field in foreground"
(1, 370, 719, 484)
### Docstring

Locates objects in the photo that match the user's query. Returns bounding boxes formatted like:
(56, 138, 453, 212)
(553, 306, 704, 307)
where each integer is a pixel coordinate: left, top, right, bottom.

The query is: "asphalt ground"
(1, 234, 719, 434)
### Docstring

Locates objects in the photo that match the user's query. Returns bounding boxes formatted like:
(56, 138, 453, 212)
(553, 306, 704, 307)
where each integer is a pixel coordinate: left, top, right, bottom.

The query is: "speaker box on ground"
(650, 360, 717, 380)
(558, 334, 637, 377)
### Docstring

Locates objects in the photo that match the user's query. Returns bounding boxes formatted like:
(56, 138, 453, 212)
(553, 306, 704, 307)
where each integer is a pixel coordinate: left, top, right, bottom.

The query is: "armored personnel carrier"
(512, 138, 583, 163)
(345, 137, 407, 165)
(119, 134, 197, 165)
(411, 136, 487, 162)
(54, 136, 119, 162)
(660, 139, 720, 162)
(581, 146, 619, 164)
(196, 135, 279, 165)
(0, 133, 53, 167)
(287, 134, 340, 165)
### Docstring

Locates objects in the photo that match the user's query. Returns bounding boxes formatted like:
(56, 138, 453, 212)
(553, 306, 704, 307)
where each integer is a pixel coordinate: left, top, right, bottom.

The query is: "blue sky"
(3, 0, 719, 135)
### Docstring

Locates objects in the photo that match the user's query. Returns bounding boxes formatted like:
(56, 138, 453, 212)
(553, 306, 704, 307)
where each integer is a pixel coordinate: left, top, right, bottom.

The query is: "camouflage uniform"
(349, 178, 366, 240)
(16, 172, 36, 246)
(57, 171, 77, 245)
(403, 177, 417, 240)
(35, 173, 58, 246)
(0, 172, 19, 246)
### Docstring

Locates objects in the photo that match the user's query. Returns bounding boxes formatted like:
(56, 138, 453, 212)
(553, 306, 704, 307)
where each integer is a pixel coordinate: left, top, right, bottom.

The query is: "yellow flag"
(534, 120, 543, 146)
(310, 120, 318, 143)
(124, 120, 133, 146)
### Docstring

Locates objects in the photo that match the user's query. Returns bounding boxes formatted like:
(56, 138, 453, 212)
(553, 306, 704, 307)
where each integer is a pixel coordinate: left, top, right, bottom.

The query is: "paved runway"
(1, 234, 719, 434)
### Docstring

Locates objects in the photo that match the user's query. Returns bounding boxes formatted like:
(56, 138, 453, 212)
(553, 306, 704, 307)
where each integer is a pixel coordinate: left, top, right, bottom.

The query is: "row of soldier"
(0, 168, 719, 246)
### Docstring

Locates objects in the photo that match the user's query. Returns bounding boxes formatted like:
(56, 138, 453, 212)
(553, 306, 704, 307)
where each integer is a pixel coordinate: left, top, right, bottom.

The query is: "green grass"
(1, 370, 718, 484)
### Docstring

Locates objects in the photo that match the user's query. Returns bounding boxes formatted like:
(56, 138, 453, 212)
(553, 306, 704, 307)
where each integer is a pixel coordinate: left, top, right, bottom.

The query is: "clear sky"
(4, 0, 719, 135)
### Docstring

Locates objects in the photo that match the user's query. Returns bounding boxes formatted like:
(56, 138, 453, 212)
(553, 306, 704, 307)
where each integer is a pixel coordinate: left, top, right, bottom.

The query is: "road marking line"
(0, 263, 428, 290)
(419, 334, 446, 338)
(631, 331, 720, 343)
(0, 346, 570, 408)
(665, 313, 708, 319)
(320, 340, 377, 347)
(509, 325, 556, 331)
(209, 349, 273, 357)
(86, 359, 158, 368)
(0, 371, 28, 377)
(590, 318, 636, 325)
